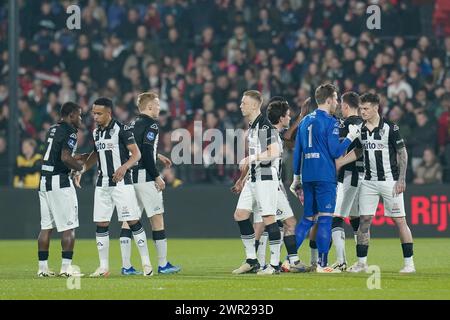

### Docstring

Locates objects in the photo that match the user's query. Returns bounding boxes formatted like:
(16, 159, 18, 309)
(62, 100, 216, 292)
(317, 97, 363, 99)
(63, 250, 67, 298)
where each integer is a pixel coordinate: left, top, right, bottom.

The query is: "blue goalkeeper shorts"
(302, 181, 337, 217)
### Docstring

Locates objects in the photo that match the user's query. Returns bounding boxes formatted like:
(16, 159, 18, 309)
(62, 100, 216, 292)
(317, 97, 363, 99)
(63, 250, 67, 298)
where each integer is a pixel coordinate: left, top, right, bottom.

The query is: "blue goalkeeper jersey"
(293, 109, 352, 183)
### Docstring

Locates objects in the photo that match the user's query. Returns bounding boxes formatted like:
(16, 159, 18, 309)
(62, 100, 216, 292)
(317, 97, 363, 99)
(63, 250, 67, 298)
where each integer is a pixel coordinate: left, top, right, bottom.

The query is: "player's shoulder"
(384, 118, 400, 131)
(135, 114, 159, 130)
(344, 115, 363, 126)
(258, 115, 275, 130)
(54, 122, 77, 138)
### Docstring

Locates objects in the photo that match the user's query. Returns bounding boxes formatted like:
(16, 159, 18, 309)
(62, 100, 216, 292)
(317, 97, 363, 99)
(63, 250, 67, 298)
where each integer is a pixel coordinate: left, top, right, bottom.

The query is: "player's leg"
(331, 174, 360, 270)
(150, 213, 181, 274)
(91, 187, 114, 277)
(140, 180, 181, 274)
(315, 182, 339, 272)
(233, 182, 259, 274)
(348, 181, 378, 273)
(277, 188, 306, 272)
(295, 182, 316, 251)
(309, 224, 318, 267)
(116, 185, 153, 276)
(119, 222, 139, 275)
(393, 217, 415, 273)
(253, 216, 267, 268)
(382, 182, 415, 273)
(51, 186, 81, 276)
(37, 190, 55, 276)
(257, 181, 281, 275)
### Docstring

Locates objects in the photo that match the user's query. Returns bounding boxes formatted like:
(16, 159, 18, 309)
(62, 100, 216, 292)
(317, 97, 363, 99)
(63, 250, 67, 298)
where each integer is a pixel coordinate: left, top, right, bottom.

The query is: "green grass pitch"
(1, 238, 449, 300)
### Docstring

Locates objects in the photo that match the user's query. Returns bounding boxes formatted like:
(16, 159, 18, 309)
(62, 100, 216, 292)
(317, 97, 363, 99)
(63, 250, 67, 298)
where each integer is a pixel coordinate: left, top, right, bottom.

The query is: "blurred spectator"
(162, 167, 183, 188)
(387, 69, 413, 99)
(413, 148, 443, 184)
(13, 138, 42, 189)
(408, 111, 437, 171)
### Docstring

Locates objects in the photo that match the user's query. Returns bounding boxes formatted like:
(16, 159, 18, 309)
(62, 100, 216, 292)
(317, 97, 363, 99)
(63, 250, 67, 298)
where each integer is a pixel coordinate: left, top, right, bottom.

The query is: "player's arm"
(231, 160, 249, 194)
(112, 129, 141, 183)
(335, 147, 363, 171)
(290, 123, 303, 195)
(390, 124, 407, 196)
(141, 125, 165, 191)
(61, 134, 83, 171)
(327, 121, 360, 159)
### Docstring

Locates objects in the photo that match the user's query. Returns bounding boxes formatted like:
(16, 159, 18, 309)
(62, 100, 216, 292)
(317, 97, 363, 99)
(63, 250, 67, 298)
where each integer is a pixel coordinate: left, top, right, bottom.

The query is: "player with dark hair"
(330, 91, 364, 271)
(75, 97, 154, 277)
(37, 102, 84, 277)
(232, 96, 308, 272)
(337, 93, 415, 273)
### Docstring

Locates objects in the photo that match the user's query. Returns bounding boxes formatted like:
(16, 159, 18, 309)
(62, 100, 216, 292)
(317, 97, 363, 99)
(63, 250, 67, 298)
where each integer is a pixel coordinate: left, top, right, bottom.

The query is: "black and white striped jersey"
(127, 114, 160, 184)
(359, 118, 405, 181)
(248, 113, 281, 182)
(39, 121, 78, 191)
(337, 115, 364, 186)
(93, 119, 136, 187)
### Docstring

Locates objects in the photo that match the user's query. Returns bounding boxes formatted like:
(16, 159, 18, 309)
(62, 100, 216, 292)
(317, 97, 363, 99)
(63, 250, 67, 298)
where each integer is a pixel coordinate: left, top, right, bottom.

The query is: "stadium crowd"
(0, 0, 450, 187)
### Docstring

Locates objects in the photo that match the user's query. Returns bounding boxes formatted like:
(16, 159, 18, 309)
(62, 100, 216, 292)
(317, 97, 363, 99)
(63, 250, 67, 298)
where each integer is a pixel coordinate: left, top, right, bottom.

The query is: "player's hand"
(155, 175, 166, 192)
(346, 124, 361, 142)
(112, 165, 127, 183)
(231, 179, 244, 194)
(158, 154, 172, 168)
(393, 179, 406, 197)
(289, 175, 302, 196)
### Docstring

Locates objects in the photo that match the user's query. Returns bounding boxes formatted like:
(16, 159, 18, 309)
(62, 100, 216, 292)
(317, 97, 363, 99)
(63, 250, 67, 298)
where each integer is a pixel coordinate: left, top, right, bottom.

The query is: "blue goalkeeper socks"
(295, 218, 315, 250)
(317, 216, 333, 267)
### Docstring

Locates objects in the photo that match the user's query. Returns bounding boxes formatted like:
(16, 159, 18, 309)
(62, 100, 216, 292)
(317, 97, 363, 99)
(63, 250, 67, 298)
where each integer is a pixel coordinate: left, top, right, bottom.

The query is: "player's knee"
(96, 225, 109, 233)
(234, 210, 249, 221)
(128, 221, 143, 232)
(266, 221, 281, 240)
(253, 222, 264, 237)
(283, 217, 296, 235)
(332, 216, 344, 230)
(150, 214, 164, 230)
(317, 215, 333, 226)
(121, 221, 130, 229)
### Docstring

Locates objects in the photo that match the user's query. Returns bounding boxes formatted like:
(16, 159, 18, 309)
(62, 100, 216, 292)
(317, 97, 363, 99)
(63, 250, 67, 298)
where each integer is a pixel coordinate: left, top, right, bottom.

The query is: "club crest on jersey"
(262, 125, 269, 130)
(68, 139, 76, 148)
(109, 129, 115, 136)
(379, 129, 385, 136)
(147, 131, 155, 141)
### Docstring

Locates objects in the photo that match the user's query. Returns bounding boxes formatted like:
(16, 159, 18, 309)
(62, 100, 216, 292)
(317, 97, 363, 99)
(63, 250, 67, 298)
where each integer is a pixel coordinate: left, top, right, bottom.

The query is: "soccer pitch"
(1, 238, 449, 300)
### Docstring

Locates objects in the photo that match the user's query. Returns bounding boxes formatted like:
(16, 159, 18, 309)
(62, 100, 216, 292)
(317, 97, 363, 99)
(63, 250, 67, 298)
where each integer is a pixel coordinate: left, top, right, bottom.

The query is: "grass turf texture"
(1, 238, 449, 300)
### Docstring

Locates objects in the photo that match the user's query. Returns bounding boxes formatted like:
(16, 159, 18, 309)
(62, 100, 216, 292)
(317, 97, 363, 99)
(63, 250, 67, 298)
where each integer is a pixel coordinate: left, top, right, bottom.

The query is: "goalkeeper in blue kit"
(290, 84, 360, 273)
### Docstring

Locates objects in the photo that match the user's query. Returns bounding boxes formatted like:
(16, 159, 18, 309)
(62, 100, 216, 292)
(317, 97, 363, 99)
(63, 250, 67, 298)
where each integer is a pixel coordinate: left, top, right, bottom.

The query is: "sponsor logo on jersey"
(363, 142, 385, 150)
(109, 129, 115, 136)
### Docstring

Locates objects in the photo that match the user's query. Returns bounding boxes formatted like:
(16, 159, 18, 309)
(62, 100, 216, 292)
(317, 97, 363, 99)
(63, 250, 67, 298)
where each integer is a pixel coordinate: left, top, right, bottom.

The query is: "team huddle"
(232, 84, 415, 275)
(35, 84, 415, 278)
